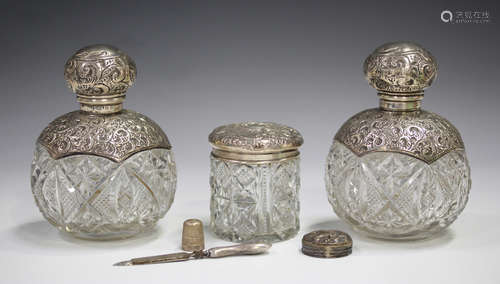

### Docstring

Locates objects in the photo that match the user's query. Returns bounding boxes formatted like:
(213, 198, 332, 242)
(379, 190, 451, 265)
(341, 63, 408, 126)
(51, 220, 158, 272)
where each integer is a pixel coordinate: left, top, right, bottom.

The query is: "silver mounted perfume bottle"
(209, 122, 303, 242)
(325, 42, 471, 240)
(31, 44, 177, 240)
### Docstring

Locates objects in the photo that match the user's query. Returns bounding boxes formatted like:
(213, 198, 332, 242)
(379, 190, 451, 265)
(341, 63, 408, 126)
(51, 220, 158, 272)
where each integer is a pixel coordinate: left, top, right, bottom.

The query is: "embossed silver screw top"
(363, 41, 437, 111)
(64, 44, 136, 114)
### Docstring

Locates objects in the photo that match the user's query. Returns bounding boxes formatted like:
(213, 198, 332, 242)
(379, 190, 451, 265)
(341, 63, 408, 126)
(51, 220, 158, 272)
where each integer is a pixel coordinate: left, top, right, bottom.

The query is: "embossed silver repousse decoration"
(335, 42, 463, 164)
(64, 44, 136, 96)
(38, 110, 171, 163)
(334, 109, 464, 164)
(325, 41, 471, 240)
(301, 230, 352, 258)
(209, 122, 303, 242)
(37, 44, 171, 162)
(31, 44, 177, 240)
(363, 41, 437, 94)
(209, 122, 303, 153)
(64, 44, 136, 114)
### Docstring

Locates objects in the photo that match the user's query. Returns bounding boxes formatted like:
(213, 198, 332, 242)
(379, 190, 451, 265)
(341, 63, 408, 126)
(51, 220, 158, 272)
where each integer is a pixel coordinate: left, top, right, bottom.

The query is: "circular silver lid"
(301, 230, 353, 258)
(209, 122, 303, 162)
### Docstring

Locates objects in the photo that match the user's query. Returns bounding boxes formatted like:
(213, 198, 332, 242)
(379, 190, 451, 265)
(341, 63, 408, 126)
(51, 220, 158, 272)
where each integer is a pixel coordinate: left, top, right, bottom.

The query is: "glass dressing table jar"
(209, 122, 303, 242)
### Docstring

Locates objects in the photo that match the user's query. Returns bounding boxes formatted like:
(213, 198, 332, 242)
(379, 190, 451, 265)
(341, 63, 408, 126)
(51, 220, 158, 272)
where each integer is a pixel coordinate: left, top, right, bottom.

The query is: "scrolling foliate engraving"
(363, 42, 437, 93)
(38, 110, 171, 162)
(64, 45, 136, 96)
(209, 122, 303, 152)
(303, 230, 352, 247)
(334, 109, 464, 164)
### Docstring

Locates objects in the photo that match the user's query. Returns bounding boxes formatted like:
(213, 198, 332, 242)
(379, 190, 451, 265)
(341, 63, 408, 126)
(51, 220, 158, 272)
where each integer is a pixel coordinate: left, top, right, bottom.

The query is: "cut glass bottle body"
(210, 156, 300, 242)
(326, 141, 471, 239)
(31, 143, 177, 240)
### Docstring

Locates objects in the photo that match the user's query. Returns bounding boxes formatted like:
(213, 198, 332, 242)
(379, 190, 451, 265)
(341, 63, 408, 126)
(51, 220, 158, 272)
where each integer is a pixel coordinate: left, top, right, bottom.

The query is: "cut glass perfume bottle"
(31, 45, 177, 240)
(325, 42, 471, 240)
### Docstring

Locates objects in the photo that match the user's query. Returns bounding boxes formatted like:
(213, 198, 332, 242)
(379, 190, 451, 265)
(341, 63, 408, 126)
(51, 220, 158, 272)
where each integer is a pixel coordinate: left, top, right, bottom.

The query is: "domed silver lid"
(363, 42, 437, 111)
(64, 44, 136, 114)
(209, 122, 303, 162)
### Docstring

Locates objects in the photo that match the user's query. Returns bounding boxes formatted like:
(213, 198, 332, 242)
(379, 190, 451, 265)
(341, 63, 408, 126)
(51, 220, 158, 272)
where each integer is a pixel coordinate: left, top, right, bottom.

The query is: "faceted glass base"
(326, 141, 471, 240)
(210, 156, 300, 243)
(213, 227, 299, 243)
(31, 143, 177, 240)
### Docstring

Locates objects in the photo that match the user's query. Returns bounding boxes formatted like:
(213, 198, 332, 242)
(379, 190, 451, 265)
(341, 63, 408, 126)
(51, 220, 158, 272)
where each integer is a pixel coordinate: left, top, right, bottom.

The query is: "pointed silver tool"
(113, 243, 271, 266)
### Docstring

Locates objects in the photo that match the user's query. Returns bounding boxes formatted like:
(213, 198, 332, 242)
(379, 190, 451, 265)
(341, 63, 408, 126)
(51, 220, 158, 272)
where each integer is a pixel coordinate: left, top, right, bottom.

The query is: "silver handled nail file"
(113, 243, 271, 266)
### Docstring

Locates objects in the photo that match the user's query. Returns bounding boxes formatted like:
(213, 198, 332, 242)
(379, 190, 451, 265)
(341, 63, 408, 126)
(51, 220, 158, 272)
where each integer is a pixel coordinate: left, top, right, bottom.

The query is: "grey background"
(1, 0, 499, 178)
(1, 1, 499, 283)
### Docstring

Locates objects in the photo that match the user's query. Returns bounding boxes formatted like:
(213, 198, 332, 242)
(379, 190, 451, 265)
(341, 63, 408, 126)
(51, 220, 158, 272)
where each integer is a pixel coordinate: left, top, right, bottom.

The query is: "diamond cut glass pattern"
(31, 143, 177, 240)
(210, 157, 300, 242)
(325, 141, 470, 239)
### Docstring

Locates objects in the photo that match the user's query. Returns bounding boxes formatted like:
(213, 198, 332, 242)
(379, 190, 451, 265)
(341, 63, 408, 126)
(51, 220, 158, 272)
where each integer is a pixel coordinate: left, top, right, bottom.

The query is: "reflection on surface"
(306, 218, 455, 253)
(10, 220, 162, 250)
